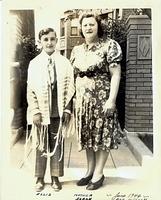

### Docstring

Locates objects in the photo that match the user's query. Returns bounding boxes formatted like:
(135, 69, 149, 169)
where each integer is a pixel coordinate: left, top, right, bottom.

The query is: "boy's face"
(39, 31, 57, 55)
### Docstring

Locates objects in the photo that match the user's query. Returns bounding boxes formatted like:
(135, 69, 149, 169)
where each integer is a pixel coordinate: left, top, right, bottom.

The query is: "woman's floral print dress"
(70, 38, 123, 152)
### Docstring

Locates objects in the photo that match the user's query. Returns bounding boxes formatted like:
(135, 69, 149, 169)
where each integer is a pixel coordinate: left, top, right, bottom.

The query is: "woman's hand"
(103, 99, 116, 116)
(33, 113, 42, 128)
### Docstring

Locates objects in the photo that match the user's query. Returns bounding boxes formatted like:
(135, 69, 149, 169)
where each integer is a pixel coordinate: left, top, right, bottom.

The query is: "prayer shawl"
(26, 51, 75, 159)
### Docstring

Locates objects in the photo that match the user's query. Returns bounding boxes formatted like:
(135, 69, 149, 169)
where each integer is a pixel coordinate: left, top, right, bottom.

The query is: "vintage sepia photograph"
(1, 0, 161, 200)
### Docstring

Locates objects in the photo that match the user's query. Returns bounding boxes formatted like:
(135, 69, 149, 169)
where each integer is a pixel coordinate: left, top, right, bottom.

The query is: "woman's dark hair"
(79, 11, 104, 38)
(38, 28, 57, 40)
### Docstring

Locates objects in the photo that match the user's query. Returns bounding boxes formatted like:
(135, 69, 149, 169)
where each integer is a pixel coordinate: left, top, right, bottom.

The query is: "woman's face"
(81, 17, 98, 41)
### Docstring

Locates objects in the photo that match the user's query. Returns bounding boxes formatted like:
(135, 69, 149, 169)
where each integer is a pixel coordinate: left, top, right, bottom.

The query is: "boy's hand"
(62, 112, 71, 127)
(33, 113, 42, 127)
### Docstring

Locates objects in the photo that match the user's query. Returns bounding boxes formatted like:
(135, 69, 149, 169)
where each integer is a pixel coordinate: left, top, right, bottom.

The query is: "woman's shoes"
(77, 174, 93, 186)
(86, 175, 105, 190)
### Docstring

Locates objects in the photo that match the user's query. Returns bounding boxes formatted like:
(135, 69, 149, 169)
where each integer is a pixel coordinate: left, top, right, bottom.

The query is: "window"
(60, 27, 65, 37)
(115, 9, 120, 19)
(60, 19, 65, 36)
(71, 26, 78, 36)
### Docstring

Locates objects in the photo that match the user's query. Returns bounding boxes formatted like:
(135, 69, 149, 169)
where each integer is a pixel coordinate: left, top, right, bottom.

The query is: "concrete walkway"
(10, 133, 139, 169)
(1, 165, 154, 200)
(6, 134, 157, 200)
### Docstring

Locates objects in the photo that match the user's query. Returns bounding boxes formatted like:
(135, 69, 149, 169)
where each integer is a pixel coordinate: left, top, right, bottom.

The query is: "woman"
(70, 11, 123, 190)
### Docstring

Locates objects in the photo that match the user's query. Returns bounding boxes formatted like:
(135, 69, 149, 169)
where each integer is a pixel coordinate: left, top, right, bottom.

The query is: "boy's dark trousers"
(35, 84, 64, 178)
(35, 117, 64, 178)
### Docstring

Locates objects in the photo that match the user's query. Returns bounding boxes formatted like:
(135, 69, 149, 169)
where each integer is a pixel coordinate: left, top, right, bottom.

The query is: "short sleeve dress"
(70, 37, 123, 152)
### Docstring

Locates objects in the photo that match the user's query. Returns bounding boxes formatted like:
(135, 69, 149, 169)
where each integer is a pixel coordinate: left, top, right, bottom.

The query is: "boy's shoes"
(51, 176, 62, 191)
(35, 177, 45, 192)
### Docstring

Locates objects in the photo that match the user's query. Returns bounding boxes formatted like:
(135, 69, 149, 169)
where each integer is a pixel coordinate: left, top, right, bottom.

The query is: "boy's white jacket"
(27, 50, 75, 125)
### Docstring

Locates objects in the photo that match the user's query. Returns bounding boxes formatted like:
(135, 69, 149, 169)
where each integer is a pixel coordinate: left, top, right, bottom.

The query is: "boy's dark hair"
(79, 11, 104, 38)
(38, 28, 57, 40)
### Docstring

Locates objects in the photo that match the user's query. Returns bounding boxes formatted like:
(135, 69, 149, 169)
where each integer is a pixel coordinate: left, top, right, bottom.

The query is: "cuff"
(109, 62, 119, 68)
(64, 109, 71, 114)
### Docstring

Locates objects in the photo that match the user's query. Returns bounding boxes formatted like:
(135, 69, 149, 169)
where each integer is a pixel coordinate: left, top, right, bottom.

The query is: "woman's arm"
(108, 63, 121, 103)
(103, 63, 121, 114)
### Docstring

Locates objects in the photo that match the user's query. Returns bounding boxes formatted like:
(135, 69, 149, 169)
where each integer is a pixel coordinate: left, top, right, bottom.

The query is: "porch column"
(125, 15, 152, 135)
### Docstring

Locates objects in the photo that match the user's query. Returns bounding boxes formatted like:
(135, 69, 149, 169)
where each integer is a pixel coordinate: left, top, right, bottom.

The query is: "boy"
(27, 28, 75, 192)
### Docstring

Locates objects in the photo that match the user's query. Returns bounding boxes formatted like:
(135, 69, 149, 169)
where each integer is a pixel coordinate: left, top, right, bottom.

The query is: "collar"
(83, 38, 103, 51)
(41, 50, 56, 63)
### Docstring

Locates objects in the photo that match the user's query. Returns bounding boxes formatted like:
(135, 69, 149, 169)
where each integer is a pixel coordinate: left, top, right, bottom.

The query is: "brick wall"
(125, 15, 153, 134)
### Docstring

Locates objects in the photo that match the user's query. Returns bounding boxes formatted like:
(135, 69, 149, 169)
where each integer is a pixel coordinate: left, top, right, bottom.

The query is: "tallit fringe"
(23, 124, 32, 166)
(23, 123, 64, 162)
(41, 119, 63, 160)
(75, 92, 94, 151)
(76, 95, 83, 151)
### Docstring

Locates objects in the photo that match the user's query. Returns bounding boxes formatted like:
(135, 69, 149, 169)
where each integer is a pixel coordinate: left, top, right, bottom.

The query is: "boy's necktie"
(47, 57, 56, 89)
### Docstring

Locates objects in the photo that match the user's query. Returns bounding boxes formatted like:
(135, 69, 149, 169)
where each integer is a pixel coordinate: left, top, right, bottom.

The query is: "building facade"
(59, 9, 122, 59)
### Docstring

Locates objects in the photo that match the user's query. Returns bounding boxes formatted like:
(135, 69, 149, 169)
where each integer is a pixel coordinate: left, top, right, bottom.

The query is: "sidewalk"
(10, 133, 140, 169)
(2, 164, 153, 200)
(7, 134, 157, 200)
